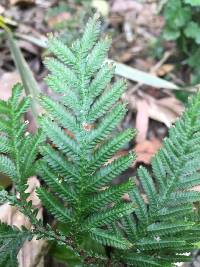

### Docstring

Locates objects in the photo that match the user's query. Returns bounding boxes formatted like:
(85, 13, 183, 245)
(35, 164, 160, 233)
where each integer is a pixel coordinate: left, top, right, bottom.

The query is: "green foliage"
(184, 0, 200, 6)
(0, 84, 44, 211)
(38, 15, 136, 257)
(1, 16, 200, 267)
(0, 223, 31, 267)
(162, 0, 200, 83)
(50, 243, 82, 267)
(118, 92, 200, 266)
(0, 85, 44, 266)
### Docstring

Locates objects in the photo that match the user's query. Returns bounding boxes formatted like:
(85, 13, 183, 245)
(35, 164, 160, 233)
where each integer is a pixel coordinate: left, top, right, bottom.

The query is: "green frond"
(37, 187, 72, 223)
(119, 92, 200, 265)
(167, 191, 200, 206)
(86, 38, 111, 75)
(44, 74, 80, 113)
(61, 92, 80, 115)
(83, 203, 135, 230)
(0, 155, 16, 180)
(147, 222, 194, 236)
(83, 179, 134, 212)
(158, 254, 192, 265)
(37, 161, 75, 202)
(15, 97, 30, 119)
(86, 104, 127, 148)
(120, 253, 162, 267)
(156, 149, 174, 177)
(178, 174, 200, 189)
(40, 118, 79, 161)
(87, 80, 127, 123)
(129, 188, 148, 223)
(88, 129, 135, 171)
(0, 222, 31, 267)
(181, 157, 200, 176)
(48, 36, 77, 66)
(39, 95, 79, 134)
(74, 15, 101, 57)
(0, 119, 12, 134)
(189, 132, 200, 146)
(159, 176, 177, 203)
(0, 189, 11, 204)
(0, 84, 44, 257)
(0, 99, 10, 115)
(0, 136, 11, 154)
(8, 83, 23, 108)
(22, 130, 45, 178)
(15, 123, 27, 141)
(157, 204, 193, 220)
(136, 238, 186, 250)
(44, 58, 78, 89)
(88, 63, 115, 100)
(85, 153, 135, 191)
(89, 228, 132, 250)
(121, 215, 137, 241)
(39, 145, 79, 180)
(109, 221, 124, 237)
(137, 166, 157, 210)
(182, 150, 200, 163)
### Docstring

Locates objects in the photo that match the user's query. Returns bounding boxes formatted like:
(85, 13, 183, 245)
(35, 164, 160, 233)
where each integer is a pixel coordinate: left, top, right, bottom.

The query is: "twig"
(150, 50, 174, 74)
(126, 50, 174, 95)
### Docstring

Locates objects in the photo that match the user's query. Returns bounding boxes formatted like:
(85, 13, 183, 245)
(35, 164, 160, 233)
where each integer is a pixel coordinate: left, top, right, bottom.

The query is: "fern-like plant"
(1, 16, 200, 266)
(119, 92, 200, 266)
(37, 15, 136, 256)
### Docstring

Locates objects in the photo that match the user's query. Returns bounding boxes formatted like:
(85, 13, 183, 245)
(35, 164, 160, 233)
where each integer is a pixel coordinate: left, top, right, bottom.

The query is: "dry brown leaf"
(122, 193, 131, 202)
(47, 12, 71, 28)
(134, 138, 162, 164)
(135, 98, 149, 143)
(0, 71, 21, 100)
(123, 91, 184, 127)
(111, 0, 142, 13)
(156, 64, 175, 77)
(0, 177, 44, 267)
(146, 96, 184, 127)
(18, 40, 39, 55)
(116, 47, 141, 63)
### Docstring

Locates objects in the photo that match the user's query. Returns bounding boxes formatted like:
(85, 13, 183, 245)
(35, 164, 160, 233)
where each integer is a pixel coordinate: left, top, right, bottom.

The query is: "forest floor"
(0, 0, 198, 266)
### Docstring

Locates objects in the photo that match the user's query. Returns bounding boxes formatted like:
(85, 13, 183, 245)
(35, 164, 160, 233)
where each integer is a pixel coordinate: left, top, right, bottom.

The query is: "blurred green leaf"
(108, 60, 179, 90)
(79, 233, 106, 258)
(163, 27, 180, 40)
(164, 0, 191, 29)
(51, 243, 82, 267)
(6, 31, 40, 125)
(174, 90, 192, 103)
(184, 0, 200, 6)
(184, 21, 200, 44)
(187, 48, 200, 68)
(15, 33, 47, 49)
